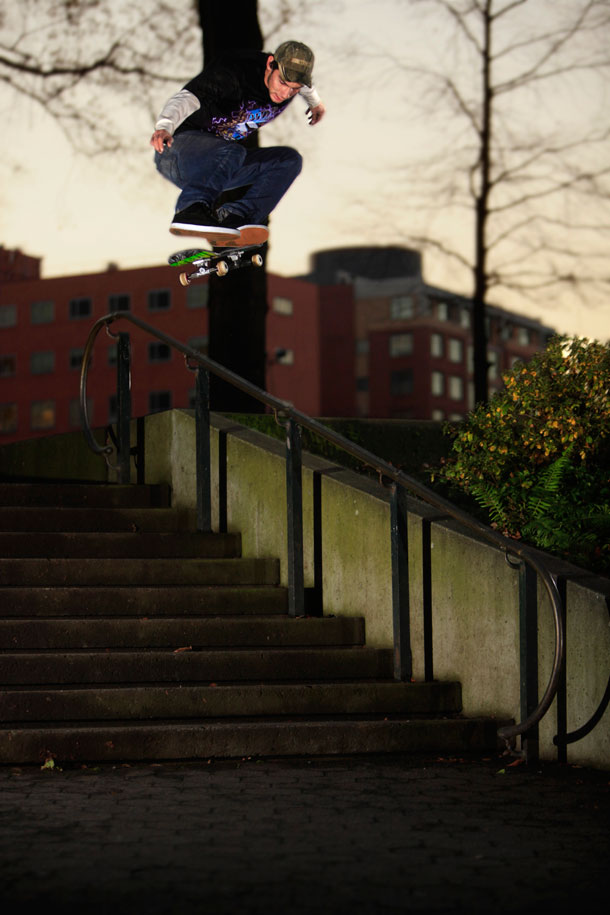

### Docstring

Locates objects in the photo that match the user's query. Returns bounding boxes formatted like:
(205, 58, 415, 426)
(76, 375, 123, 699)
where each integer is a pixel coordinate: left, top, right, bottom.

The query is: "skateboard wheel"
(179, 272, 191, 286)
(216, 260, 229, 277)
(252, 254, 264, 267)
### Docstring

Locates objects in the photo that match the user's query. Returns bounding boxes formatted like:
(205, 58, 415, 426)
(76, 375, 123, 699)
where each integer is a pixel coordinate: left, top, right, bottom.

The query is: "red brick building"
(0, 245, 554, 444)
(300, 247, 555, 421)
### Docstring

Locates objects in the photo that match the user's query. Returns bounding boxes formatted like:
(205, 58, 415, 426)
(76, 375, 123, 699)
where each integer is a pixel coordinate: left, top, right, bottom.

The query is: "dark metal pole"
(310, 469, 323, 617)
(519, 563, 539, 764)
(390, 483, 412, 681)
(195, 367, 212, 532)
(421, 517, 435, 682)
(116, 332, 131, 484)
(217, 428, 228, 534)
(285, 419, 305, 617)
(554, 576, 568, 764)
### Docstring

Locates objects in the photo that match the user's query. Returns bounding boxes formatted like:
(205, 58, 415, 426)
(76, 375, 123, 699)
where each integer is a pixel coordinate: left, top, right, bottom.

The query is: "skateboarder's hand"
(307, 103, 326, 126)
(150, 129, 173, 153)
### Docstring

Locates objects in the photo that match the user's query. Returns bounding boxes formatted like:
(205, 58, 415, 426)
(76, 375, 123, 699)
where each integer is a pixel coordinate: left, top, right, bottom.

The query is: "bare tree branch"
(391, 0, 610, 377)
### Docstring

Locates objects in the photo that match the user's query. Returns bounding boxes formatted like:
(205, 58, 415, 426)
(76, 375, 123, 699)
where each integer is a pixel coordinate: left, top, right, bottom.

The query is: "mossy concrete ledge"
(140, 410, 609, 770)
(1, 411, 608, 769)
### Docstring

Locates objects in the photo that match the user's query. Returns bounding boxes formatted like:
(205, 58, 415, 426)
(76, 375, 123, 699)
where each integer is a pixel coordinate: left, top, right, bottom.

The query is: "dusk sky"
(2, 0, 608, 342)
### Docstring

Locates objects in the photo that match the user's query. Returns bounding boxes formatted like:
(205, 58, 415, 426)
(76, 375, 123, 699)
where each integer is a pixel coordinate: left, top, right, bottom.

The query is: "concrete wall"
(141, 410, 609, 769)
(0, 429, 110, 481)
(3, 411, 608, 769)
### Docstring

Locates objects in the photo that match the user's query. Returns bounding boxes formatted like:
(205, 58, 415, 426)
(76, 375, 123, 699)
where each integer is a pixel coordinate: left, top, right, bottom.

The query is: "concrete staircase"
(0, 481, 502, 765)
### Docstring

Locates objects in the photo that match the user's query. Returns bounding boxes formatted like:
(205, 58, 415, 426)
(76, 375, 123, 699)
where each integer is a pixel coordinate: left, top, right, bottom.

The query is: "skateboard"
(168, 244, 265, 286)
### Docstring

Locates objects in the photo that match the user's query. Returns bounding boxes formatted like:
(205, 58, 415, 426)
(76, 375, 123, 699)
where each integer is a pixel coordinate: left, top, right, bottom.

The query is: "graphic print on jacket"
(211, 100, 288, 140)
(176, 51, 296, 143)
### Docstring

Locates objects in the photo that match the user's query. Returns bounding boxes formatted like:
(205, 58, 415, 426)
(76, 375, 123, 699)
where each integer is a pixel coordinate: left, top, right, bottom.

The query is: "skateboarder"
(150, 41, 326, 241)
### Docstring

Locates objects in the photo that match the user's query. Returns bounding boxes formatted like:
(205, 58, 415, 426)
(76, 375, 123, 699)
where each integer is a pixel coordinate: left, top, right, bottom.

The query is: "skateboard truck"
(169, 245, 265, 286)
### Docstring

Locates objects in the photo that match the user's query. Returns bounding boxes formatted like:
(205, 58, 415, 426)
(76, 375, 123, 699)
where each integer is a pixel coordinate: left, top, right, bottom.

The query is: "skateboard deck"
(170, 224, 269, 247)
(168, 245, 265, 286)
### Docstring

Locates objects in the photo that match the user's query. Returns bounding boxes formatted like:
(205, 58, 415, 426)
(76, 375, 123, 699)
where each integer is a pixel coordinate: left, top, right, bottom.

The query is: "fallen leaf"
(174, 646, 193, 653)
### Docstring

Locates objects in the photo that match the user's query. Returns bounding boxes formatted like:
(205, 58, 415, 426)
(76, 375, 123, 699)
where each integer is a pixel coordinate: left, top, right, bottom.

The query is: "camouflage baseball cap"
(274, 41, 314, 87)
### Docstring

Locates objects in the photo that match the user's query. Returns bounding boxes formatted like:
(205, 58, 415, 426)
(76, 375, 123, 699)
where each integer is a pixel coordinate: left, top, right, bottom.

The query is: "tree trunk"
(196, 0, 267, 412)
(472, 0, 492, 406)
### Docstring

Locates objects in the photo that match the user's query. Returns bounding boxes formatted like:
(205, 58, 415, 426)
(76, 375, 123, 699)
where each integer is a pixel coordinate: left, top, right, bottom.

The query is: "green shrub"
(434, 335, 610, 574)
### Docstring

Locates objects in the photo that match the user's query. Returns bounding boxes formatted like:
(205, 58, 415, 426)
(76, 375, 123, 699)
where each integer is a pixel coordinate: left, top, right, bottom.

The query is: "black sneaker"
(170, 203, 240, 241)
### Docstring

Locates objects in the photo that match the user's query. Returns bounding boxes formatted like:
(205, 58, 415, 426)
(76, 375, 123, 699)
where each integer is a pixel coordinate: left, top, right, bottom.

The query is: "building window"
(70, 398, 92, 428)
(187, 285, 208, 309)
(355, 339, 370, 355)
(31, 400, 55, 430)
(272, 296, 293, 316)
(390, 369, 414, 396)
(0, 304, 17, 328)
(0, 355, 16, 377)
(69, 297, 92, 319)
(437, 302, 448, 322)
(390, 295, 414, 319)
(488, 349, 501, 380)
(188, 336, 209, 356)
(448, 338, 463, 363)
(460, 307, 470, 329)
(70, 348, 85, 370)
(109, 293, 130, 312)
(275, 348, 294, 365)
(30, 351, 55, 374)
(31, 300, 54, 324)
(148, 289, 171, 311)
(517, 326, 531, 346)
(389, 332, 413, 357)
(431, 408, 444, 421)
(149, 391, 172, 413)
(148, 342, 171, 363)
(356, 376, 369, 392)
(449, 375, 464, 400)
(430, 333, 443, 358)
(431, 371, 444, 396)
(0, 403, 17, 433)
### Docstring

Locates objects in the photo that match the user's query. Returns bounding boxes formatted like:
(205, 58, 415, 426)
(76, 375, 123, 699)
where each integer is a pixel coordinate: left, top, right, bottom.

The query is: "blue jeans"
(154, 131, 303, 222)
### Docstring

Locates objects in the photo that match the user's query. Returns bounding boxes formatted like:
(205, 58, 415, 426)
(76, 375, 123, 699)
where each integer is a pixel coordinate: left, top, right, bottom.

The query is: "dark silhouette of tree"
(0, 0, 195, 153)
(397, 0, 610, 404)
(196, 0, 267, 412)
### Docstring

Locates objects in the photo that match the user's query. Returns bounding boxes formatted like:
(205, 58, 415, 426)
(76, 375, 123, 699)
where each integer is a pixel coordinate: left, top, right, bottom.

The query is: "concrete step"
(0, 531, 241, 559)
(0, 482, 170, 508)
(0, 557, 280, 587)
(0, 506, 197, 532)
(0, 615, 365, 650)
(0, 647, 394, 685)
(0, 478, 504, 767)
(0, 717, 506, 764)
(0, 585, 288, 617)
(0, 681, 462, 722)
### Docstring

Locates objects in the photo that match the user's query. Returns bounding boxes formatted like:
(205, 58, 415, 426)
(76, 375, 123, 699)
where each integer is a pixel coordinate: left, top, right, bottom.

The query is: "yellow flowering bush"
(436, 336, 610, 574)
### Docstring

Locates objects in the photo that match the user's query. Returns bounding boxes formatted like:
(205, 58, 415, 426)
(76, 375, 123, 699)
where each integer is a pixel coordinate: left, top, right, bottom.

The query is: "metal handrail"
(80, 310, 565, 746)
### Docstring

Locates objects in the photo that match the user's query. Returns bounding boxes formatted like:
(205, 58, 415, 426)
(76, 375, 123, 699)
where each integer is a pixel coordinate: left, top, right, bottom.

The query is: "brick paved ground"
(0, 753, 608, 914)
